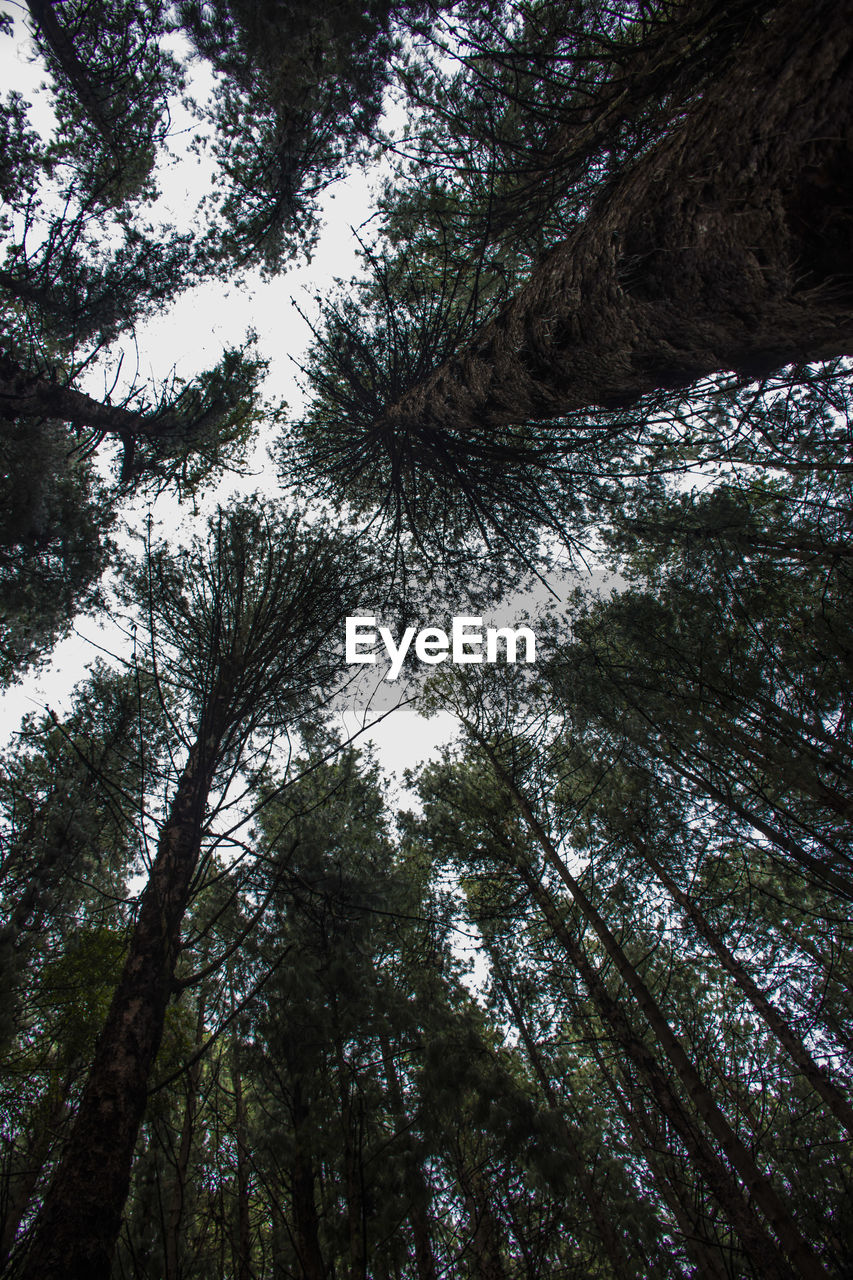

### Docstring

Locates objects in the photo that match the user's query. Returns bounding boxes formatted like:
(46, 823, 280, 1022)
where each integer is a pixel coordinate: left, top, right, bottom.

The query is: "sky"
(0, 11, 466, 788)
(0, 10, 625, 802)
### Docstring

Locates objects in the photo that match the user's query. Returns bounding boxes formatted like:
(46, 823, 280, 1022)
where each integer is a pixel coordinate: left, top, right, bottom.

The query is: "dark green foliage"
(1, 1, 853, 1277)
(0, 419, 111, 684)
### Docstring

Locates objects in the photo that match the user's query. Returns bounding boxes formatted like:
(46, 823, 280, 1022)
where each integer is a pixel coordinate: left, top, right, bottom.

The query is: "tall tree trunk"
(455, 1161, 507, 1280)
(638, 837, 853, 1135)
(232, 1038, 252, 1280)
(488, 758, 829, 1280)
(486, 946, 640, 1280)
(368, 0, 853, 446)
(0, 1072, 70, 1267)
(289, 1081, 328, 1280)
(18, 719, 225, 1280)
(510, 850, 797, 1280)
(586, 1036, 731, 1280)
(164, 990, 207, 1280)
(376, 1025, 439, 1280)
(663, 756, 853, 902)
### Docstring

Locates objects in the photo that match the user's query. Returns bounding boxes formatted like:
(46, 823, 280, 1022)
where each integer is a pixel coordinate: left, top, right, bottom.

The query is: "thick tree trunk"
(18, 724, 223, 1280)
(289, 1094, 327, 1280)
(373, 0, 853, 444)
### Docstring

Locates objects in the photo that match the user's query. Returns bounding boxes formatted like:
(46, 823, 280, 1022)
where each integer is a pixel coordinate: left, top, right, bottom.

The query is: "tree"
(291, 0, 853, 542)
(16, 500, 384, 1279)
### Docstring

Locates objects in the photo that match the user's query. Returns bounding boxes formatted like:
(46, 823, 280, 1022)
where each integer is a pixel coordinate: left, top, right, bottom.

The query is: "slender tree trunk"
(510, 849, 796, 1280)
(586, 1037, 731, 1280)
(455, 1161, 507, 1280)
(369, 0, 853, 445)
(18, 719, 225, 1280)
(232, 1039, 252, 1280)
(490, 763, 829, 1280)
(164, 990, 207, 1280)
(0, 1073, 69, 1267)
(332, 1010, 367, 1280)
(639, 838, 853, 1135)
(376, 1025, 439, 1280)
(486, 947, 639, 1280)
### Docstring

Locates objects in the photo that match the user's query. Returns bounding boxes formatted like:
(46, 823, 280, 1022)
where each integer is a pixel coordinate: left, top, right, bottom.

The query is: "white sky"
(0, 10, 467, 789)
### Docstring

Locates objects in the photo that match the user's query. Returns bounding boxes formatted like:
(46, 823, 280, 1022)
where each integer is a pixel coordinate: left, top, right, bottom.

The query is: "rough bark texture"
(17, 725, 223, 1280)
(375, 0, 853, 442)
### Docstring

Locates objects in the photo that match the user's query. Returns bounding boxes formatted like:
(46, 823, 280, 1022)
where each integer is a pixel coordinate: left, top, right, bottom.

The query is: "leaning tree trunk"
(637, 837, 853, 1136)
(486, 946, 642, 1280)
(509, 851, 797, 1280)
(472, 731, 828, 1280)
(369, 0, 853, 446)
(18, 717, 225, 1280)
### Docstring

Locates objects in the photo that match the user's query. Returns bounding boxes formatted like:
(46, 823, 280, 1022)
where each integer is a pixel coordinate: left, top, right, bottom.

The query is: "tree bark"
(164, 991, 207, 1280)
(510, 851, 797, 1280)
(370, 0, 853, 443)
(18, 720, 224, 1280)
(486, 947, 640, 1280)
(0, 351, 226, 444)
(473, 731, 829, 1280)
(639, 838, 853, 1136)
(377, 1024, 439, 1280)
(231, 1039, 252, 1280)
(586, 1035, 731, 1280)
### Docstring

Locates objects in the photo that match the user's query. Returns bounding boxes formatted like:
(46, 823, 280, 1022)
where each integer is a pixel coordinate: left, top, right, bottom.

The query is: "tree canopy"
(0, 1, 852, 1277)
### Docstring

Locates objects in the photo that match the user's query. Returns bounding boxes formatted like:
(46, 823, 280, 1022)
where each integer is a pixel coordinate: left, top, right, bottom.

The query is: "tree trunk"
(639, 838, 853, 1136)
(164, 990, 207, 1280)
(289, 1083, 328, 1280)
(486, 947, 640, 1280)
(377, 1025, 439, 1280)
(493, 771, 829, 1280)
(371, 0, 853, 443)
(510, 850, 797, 1280)
(0, 351, 225, 444)
(25, 0, 121, 154)
(232, 1039, 252, 1280)
(586, 1036, 731, 1280)
(0, 1073, 70, 1267)
(18, 721, 224, 1280)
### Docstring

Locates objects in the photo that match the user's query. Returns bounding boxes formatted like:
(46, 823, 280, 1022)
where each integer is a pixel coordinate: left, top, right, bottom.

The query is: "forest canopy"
(0, 0, 852, 1278)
